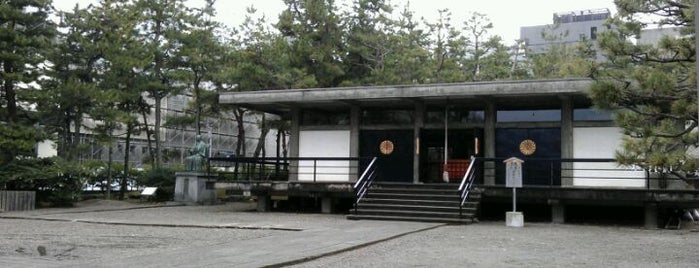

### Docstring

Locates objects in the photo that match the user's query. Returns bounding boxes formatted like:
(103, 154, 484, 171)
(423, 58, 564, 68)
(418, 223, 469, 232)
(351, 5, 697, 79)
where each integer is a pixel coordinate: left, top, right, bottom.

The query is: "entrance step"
(349, 182, 481, 224)
(346, 214, 477, 224)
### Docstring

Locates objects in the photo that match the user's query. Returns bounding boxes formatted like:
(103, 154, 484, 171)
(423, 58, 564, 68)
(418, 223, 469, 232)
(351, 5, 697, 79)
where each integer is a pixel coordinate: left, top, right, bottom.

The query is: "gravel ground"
(0, 219, 281, 264)
(292, 222, 699, 268)
(4, 200, 699, 267)
(0, 200, 292, 266)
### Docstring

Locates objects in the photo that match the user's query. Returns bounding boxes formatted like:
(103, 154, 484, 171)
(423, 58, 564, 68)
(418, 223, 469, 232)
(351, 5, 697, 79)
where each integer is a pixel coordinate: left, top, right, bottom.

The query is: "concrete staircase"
(347, 182, 480, 224)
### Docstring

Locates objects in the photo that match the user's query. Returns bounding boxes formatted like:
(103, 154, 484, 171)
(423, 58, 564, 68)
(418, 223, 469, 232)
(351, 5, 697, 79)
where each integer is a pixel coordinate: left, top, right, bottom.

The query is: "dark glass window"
(574, 108, 613, 121)
(426, 109, 485, 124)
(591, 26, 598, 40)
(497, 110, 561, 122)
(302, 110, 350, 126)
(362, 110, 413, 125)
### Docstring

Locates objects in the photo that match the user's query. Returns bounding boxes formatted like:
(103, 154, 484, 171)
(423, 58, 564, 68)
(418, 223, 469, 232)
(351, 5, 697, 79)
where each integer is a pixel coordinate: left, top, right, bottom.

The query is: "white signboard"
(141, 187, 158, 196)
(504, 157, 523, 188)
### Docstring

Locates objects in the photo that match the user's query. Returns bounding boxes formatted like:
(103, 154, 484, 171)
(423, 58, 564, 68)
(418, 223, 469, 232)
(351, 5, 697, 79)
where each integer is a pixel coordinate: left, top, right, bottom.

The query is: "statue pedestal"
(174, 172, 217, 205)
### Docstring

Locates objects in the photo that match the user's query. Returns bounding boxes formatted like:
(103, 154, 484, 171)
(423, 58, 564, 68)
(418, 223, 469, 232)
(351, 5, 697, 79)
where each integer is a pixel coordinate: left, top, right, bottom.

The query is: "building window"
(590, 27, 598, 40)
(301, 110, 350, 126)
(426, 109, 485, 124)
(497, 110, 561, 123)
(574, 108, 613, 121)
(362, 109, 413, 125)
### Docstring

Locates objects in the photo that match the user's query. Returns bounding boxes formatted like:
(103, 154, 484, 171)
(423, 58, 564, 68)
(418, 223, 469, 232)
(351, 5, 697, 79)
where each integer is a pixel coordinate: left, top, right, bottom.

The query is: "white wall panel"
(298, 130, 351, 182)
(573, 127, 645, 187)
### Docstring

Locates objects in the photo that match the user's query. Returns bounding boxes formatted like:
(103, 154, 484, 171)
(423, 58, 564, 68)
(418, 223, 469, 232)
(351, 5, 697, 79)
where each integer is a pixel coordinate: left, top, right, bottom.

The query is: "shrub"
(1, 157, 85, 207)
(137, 167, 177, 202)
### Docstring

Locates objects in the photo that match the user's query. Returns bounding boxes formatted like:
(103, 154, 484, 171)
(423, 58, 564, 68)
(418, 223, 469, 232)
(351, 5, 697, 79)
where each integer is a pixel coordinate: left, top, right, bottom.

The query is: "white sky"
(54, 0, 616, 45)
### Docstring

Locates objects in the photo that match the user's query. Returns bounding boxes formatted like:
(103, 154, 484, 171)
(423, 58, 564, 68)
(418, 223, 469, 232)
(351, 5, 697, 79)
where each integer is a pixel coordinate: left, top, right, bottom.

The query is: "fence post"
(550, 161, 554, 187)
(313, 159, 317, 183)
(275, 157, 280, 180)
(258, 158, 262, 180)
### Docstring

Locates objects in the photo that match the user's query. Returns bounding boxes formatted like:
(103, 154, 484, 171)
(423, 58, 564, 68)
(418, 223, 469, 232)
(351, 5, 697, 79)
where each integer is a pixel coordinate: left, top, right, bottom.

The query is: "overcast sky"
(53, 0, 616, 44)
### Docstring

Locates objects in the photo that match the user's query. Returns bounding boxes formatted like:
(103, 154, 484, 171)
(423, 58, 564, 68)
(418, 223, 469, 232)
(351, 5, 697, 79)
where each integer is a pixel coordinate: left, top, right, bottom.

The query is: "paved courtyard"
(1, 200, 699, 267)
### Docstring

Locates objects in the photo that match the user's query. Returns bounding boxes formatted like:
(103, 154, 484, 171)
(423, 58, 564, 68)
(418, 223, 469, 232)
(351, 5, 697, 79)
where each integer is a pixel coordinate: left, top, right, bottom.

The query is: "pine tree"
(0, 0, 55, 170)
(590, 0, 698, 183)
(276, 0, 345, 88)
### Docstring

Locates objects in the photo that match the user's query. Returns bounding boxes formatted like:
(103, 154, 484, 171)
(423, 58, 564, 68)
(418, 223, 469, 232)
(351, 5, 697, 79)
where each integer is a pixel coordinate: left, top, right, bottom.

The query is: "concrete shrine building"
(217, 78, 699, 227)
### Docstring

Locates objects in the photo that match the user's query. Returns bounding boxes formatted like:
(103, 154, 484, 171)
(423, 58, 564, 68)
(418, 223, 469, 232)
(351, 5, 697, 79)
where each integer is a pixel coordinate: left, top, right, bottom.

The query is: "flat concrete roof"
(219, 79, 594, 115)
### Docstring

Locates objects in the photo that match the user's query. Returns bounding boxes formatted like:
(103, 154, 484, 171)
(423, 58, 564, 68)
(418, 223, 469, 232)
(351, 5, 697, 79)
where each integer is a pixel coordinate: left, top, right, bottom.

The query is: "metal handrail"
(354, 157, 378, 213)
(354, 157, 377, 189)
(458, 156, 478, 216)
(208, 156, 371, 182)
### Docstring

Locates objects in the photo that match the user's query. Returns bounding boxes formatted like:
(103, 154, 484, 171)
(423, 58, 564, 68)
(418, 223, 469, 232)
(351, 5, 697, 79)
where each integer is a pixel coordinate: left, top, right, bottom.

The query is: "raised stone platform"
(174, 172, 217, 205)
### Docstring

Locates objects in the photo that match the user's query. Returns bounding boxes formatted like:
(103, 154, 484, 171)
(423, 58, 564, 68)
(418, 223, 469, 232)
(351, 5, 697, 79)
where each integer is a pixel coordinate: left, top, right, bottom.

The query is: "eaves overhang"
(219, 78, 594, 115)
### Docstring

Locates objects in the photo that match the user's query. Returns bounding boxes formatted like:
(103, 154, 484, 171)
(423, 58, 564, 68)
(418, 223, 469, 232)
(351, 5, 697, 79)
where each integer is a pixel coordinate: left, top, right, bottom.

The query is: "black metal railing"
(207, 156, 370, 183)
(353, 157, 378, 214)
(458, 156, 478, 218)
(474, 157, 658, 188)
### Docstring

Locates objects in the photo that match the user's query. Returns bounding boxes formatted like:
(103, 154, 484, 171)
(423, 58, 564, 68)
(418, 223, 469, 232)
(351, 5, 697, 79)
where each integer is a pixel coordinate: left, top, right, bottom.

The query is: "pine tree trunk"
(3, 64, 17, 123)
(140, 98, 155, 167)
(154, 97, 162, 168)
(234, 108, 246, 156)
(120, 124, 132, 200)
(253, 114, 269, 158)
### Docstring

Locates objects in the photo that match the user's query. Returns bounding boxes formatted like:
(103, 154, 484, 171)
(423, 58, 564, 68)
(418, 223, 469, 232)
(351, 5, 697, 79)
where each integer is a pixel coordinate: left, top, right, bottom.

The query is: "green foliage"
(0, 0, 55, 123)
(276, 0, 345, 87)
(590, 0, 698, 182)
(1, 157, 88, 207)
(136, 167, 177, 201)
(525, 25, 596, 79)
(0, 123, 46, 166)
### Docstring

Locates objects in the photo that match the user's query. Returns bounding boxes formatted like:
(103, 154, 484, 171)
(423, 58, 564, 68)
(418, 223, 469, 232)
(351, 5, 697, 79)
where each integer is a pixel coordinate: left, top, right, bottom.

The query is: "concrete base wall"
(174, 172, 217, 205)
(551, 201, 565, 224)
(645, 203, 658, 229)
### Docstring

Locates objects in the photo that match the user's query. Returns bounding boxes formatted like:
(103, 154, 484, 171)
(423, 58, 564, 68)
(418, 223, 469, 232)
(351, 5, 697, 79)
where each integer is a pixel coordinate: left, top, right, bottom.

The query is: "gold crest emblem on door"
(379, 140, 394, 155)
(519, 139, 536, 156)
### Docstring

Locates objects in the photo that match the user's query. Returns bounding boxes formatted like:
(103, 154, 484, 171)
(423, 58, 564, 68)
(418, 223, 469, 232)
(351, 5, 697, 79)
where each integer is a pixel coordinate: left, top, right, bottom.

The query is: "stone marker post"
(504, 157, 524, 227)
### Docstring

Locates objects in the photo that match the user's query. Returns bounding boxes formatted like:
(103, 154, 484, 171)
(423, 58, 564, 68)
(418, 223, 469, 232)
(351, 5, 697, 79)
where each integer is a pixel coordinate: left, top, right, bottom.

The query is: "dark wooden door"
(495, 128, 561, 185)
(360, 130, 414, 182)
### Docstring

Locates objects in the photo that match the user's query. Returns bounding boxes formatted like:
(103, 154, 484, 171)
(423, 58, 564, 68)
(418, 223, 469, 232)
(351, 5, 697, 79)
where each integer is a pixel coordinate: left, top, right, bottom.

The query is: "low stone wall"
(0, 191, 36, 212)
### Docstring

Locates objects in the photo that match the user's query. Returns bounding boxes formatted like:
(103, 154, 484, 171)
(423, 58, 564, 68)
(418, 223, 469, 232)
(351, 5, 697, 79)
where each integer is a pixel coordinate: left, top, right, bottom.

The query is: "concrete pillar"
(560, 96, 574, 186)
(550, 200, 565, 224)
(289, 108, 301, 181)
(484, 101, 496, 186)
(257, 195, 271, 212)
(350, 105, 360, 182)
(644, 203, 658, 229)
(413, 102, 425, 183)
(647, 170, 660, 189)
(321, 197, 333, 214)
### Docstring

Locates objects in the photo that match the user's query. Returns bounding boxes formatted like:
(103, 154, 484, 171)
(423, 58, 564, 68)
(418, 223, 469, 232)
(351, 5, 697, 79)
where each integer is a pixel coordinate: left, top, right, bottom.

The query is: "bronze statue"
(185, 135, 209, 171)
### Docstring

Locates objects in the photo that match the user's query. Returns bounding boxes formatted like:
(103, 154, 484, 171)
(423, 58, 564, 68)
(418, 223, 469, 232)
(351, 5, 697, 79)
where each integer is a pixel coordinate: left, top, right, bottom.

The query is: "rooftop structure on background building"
(553, 8, 611, 24)
(520, 8, 612, 59)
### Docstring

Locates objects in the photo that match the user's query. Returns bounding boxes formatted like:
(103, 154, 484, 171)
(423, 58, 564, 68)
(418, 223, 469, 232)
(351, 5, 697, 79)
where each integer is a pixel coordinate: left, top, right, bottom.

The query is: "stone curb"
(265, 223, 447, 267)
(32, 204, 183, 215)
(0, 215, 302, 232)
